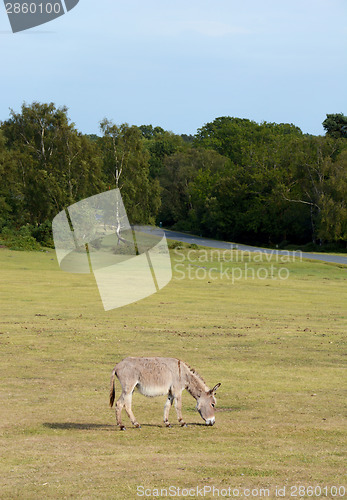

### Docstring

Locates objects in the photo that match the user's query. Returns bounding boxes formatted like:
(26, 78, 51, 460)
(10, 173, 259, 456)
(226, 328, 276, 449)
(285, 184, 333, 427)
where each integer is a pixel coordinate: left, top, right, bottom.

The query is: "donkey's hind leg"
(115, 393, 126, 430)
(163, 392, 173, 427)
(123, 393, 141, 428)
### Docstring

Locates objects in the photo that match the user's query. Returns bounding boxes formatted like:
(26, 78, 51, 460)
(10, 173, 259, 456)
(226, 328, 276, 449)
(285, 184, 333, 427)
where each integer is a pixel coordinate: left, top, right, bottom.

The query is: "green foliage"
(145, 129, 185, 179)
(194, 116, 302, 164)
(1, 102, 105, 227)
(0, 105, 346, 249)
(98, 119, 161, 224)
(168, 240, 184, 249)
(322, 113, 347, 138)
(189, 117, 346, 245)
(159, 147, 228, 230)
(30, 220, 54, 247)
(282, 136, 347, 244)
(0, 103, 162, 250)
(0, 226, 41, 251)
(138, 124, 165, 139)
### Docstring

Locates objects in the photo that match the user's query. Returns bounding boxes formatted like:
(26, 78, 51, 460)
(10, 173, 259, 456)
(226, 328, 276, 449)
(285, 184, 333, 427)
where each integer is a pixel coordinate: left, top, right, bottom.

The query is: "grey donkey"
(109, 357, 221, 430)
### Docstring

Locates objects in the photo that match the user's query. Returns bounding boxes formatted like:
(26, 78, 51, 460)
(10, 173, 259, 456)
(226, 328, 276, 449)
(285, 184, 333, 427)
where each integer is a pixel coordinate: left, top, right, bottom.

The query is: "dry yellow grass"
(0, 247, 346, 499)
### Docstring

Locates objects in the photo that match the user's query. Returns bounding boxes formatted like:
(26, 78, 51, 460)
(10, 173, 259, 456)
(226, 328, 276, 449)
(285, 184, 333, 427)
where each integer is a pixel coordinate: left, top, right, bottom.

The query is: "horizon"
(0, 101, 334, 138)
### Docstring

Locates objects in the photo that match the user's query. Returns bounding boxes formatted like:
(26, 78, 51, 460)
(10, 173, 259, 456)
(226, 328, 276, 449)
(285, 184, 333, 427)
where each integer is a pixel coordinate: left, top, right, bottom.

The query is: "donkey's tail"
(109, 367, 117, 407)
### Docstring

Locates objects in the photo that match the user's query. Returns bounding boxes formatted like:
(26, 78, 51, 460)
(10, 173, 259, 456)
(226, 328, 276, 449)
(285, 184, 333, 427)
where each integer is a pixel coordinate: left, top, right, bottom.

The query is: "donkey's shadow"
(43, 422, 205, 431)
(43, 422, 115, 431)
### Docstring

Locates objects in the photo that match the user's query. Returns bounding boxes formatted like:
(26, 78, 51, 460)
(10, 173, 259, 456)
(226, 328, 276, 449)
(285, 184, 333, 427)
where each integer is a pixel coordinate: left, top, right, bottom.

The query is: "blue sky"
(1, 0, 346, 136)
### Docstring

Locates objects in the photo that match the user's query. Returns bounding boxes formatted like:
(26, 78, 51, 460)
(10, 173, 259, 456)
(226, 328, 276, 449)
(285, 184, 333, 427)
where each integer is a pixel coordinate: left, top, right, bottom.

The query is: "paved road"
(157, 228, 347, 266)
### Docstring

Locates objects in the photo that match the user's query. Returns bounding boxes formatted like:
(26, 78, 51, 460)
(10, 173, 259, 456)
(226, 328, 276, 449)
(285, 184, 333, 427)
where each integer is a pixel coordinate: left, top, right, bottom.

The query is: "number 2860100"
(5, 3, 62, 15)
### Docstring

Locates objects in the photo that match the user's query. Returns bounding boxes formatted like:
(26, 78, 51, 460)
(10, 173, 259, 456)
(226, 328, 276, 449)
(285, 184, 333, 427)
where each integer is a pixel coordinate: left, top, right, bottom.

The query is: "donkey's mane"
(180, 360, 207, 386)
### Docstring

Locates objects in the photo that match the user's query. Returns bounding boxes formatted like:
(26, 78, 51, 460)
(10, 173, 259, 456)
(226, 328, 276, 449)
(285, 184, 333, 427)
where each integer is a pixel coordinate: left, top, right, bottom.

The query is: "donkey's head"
(196, 383, 221, 425)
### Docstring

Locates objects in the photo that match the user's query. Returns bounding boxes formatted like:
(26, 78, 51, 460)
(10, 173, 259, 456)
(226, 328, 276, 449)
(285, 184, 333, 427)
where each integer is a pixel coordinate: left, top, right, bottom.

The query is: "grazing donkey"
(109, 357, 221, 430)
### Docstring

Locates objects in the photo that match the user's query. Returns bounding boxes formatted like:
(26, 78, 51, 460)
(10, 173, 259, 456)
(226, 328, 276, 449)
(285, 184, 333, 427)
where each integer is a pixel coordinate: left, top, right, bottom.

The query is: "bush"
(8, 235, 41, 251)
(168, 240, 184, 249)
(31, 220, 54, 248)
(0, 227, 41, 251)
(282, 241, 347, 253)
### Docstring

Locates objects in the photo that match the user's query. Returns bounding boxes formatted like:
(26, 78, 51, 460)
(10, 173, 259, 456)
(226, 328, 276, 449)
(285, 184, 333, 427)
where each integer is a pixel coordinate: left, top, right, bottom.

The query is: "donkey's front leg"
(163, 393, 173, 427)
(174, 394, 187, 427)
(124, 394, 141, 428)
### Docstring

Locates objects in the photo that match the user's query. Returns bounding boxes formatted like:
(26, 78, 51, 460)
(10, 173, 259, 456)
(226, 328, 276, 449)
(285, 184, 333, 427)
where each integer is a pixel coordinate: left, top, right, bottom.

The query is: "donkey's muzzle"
(205, 417, 215, 426)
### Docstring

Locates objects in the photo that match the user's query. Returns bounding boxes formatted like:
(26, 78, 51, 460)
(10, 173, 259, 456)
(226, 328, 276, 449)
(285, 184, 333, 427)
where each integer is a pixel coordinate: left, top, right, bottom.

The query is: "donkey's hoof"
(165, 422, 172, 428)
(134, 423, 141, 429)
(120, 425, 126, 431)
(180, 422, 187, 427)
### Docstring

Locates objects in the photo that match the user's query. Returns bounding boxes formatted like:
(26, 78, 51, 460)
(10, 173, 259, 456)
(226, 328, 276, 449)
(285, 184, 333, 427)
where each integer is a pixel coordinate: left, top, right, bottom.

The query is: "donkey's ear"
(211, 383, 221, 394)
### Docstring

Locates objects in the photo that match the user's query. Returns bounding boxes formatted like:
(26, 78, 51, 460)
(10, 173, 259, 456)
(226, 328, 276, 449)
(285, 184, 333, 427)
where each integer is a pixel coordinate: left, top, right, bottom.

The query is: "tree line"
(0, 102, 346, 249)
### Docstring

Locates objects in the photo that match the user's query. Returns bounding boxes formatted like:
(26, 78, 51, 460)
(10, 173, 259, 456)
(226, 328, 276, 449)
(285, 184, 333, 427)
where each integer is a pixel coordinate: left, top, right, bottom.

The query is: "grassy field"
(0, 245, 346, 499)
